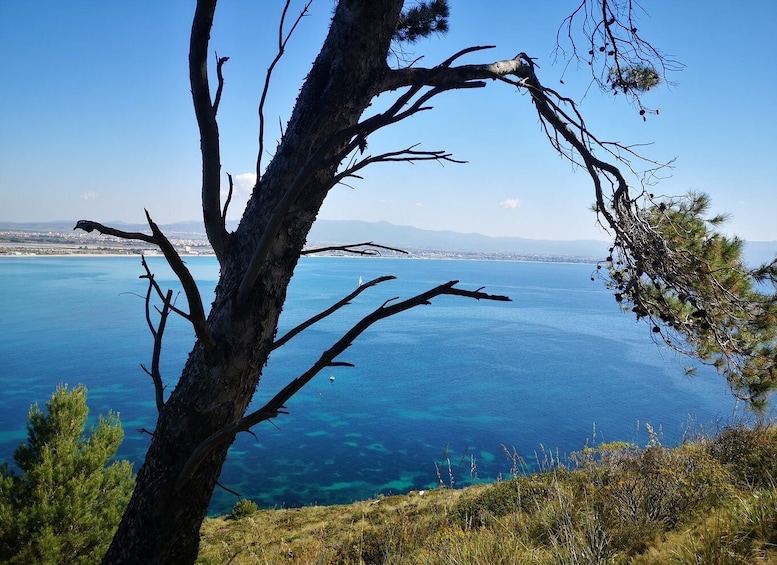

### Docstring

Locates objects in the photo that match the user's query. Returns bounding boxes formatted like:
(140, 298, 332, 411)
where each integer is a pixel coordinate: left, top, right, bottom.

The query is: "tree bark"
(102, 1, 403, 563)
(96, 0, 701, 562)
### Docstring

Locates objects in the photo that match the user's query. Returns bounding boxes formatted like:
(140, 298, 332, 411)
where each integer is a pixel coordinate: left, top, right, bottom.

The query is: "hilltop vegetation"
(198, 425, 777, 564)
(2, 386, 775, 563)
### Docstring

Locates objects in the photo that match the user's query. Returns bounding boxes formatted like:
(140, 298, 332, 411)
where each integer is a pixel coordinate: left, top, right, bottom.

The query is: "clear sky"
(1, 1, 775, 241)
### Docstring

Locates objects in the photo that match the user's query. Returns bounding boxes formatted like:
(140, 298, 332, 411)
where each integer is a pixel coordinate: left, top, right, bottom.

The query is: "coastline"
(0, 230, 601, 264)
(0, 249, 599, 264)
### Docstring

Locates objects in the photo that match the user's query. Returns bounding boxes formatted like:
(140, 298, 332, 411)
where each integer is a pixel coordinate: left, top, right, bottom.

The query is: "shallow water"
(0, 256, 762, 514)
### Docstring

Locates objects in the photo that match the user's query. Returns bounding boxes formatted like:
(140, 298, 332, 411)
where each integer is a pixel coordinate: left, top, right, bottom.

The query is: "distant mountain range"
(308, 220, 610, 259)
(2, 219, 776, 264)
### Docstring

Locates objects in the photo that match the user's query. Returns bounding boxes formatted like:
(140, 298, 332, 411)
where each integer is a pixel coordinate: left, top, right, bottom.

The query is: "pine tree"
(604, 192, 777, 410)
(0, 385, 134, 564)
(393, 0, 449, 43)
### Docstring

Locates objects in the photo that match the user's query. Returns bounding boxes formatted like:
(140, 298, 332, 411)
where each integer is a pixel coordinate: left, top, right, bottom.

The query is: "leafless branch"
(333, 145, 465, 187)
(235, 51, 509, 309)
(136, 255, 192, 321)
(144, 295, 173, 412)
(517, 58, 677, 311)
(175, 281, 511, 489)
(190, 0, 230, 262)
(554, 0, 683, 114)
(75, 213, 215, 350)
(379, 47, 530, 92)
(73, 220, 157, 245)
(324, 82, 484, 172)
(215, 480, 242, 498)
(301, 242, 408, 256)
(138, 255, 176, 413)
(256, 0, 313, 182)
(272, 275, 396, 350)
(143, 211, 215, 350)
(222, 172, 234, 221)
(213, 53, 229, 116)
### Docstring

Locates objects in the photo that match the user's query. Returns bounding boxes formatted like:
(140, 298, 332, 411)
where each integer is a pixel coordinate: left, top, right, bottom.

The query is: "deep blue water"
(0, 256, 766, 515)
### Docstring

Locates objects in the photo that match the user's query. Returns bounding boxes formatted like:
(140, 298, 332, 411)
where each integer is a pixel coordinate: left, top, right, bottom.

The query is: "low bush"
(707, 425, 777, 489)
(229, 498, 259, 520)
(450, 475, 553, 527)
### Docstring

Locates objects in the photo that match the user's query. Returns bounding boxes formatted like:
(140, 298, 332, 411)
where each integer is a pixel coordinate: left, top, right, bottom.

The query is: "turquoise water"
(0, 256, 764, 515)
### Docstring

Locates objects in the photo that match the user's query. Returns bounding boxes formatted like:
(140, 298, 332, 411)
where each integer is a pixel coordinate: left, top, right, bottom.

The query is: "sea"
(0, 255, 768, 516)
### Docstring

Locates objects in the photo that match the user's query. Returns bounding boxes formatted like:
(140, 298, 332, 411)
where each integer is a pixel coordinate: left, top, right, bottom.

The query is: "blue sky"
(1, 1, 775, 241)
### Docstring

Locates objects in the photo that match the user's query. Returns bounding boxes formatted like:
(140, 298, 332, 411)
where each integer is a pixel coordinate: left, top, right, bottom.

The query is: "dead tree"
(73, 1, 775, 563)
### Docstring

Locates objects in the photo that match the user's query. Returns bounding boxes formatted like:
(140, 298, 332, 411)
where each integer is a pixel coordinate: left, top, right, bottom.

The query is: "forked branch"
(333, 145, 465, 187)
(139, 260, 173, 413)
(175, 280, 511, 489)
(74, 213, 215, 350)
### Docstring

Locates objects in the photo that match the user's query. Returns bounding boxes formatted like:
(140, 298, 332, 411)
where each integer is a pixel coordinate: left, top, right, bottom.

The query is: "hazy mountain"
(0, 220, 211, 238)
(308, 220, 609, 259)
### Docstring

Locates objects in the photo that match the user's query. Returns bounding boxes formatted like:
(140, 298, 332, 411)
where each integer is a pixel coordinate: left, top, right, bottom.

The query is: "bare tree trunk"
(102, 2, 403, 562)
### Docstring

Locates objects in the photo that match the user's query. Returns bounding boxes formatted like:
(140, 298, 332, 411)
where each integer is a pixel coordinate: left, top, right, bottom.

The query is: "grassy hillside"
(198, 426, 777, 564)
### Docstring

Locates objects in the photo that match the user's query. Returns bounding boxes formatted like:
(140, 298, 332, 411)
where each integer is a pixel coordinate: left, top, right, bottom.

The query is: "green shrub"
(451, 475, 552, 527)
(0, 385, 134, 564)
(606, 445, 730, 525)
(229, 498, 259, 520)
(707, 425, 777, 489)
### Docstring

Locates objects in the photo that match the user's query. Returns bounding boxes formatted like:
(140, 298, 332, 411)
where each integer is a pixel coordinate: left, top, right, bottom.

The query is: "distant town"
(0, 227, 212, 257)
(0, 222, 603, 263)
(2, 220, 774, 265)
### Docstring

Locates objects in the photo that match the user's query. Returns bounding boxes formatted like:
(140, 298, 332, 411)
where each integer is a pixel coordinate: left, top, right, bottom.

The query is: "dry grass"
(197, 425, 777, 564)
